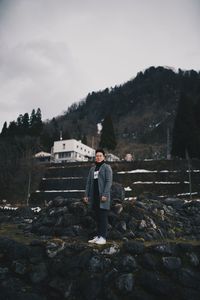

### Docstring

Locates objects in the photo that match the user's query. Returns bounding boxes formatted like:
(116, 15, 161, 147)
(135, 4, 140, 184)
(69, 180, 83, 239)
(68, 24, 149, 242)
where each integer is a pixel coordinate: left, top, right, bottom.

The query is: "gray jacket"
(85, 163, 113, 210)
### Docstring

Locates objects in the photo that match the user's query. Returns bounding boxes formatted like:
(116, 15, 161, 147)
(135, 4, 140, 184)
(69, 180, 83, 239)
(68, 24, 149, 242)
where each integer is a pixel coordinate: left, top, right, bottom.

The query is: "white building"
(34, 151, 51, 163)
(52, 139, 95, 163)
(106, 153, 120, 162)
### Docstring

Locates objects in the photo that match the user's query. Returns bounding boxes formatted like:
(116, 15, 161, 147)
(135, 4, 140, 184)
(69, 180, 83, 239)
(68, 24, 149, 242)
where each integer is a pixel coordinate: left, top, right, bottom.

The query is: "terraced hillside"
(30, 159, 200, 206)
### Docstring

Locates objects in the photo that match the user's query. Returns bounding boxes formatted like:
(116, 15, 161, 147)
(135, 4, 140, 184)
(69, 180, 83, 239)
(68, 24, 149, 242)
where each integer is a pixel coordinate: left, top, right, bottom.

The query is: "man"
(83, 149, 113, 245)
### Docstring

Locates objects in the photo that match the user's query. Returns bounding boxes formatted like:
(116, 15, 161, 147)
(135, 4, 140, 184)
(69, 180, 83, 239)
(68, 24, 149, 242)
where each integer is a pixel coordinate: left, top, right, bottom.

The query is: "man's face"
(95, 152, 105, 163)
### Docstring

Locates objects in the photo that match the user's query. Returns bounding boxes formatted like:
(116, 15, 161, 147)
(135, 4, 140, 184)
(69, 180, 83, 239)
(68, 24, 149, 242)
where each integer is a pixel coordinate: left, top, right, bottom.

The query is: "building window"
(77, 145, 79, 148)
(58, 152, 71, 158)
(63, 143, 65, 149)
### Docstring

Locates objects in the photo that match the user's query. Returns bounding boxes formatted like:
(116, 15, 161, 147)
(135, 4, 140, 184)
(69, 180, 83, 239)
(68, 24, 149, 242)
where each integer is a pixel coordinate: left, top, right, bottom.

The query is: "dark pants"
(94, 206, 108, 239)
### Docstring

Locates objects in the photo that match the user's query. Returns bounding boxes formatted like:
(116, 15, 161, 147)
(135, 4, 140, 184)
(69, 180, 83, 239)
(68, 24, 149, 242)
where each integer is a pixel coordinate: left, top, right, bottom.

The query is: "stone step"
(45, 165, 90, 178)
(124, 182, 200, 197)
(44, 160, 200, 177)
(39, 177, 87, 190)
(114, 171, 200, 185)
(30, 182, 200, 206)
(30, 160, 200, 205)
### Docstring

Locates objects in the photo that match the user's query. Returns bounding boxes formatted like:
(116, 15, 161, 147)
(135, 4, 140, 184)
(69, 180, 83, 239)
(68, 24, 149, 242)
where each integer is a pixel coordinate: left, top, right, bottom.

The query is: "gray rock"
(72, 224, 84, 235)
(101, 244, 120, 255)
(108, 229, 123, 240)
(117, 220, 127, 232)
(88, 255, 103, 272)
(13, 260, 28, 275)
(153, 244, 174, 255)
(162, 256, 182, 270)
(46, 240, 65, 258)
(30, 262, 48, 283)
(116, 273, 134, 293)
(180, 287, 200, 300)
(148, 218, 157, 229)
(37, 225, 53, 236)
(41, 215, 55, 226)
(163, 198, 184, 208)
(80, 274, 102, 300)
(176, 243, 194, 252)
(0, 267, 9, 274)
(142, 253, 158, 270)
(103, 288, 119, 300)
(139, 270, 177, 296)
(113, 203, 123, 214)
(128, 217, 137, 231)
(187, 252, 199, 267)
(111, 182, 125, 201)
(48, 277, 73, 298)
(177, 268, 200, 290)
(124, 230, 135, 239)
(123, 240, 145, 254)
(139, 220, 147, 230)
(0, 237, 30, 260)
(0, 266, 9, 280)
(120, 254, 137, 272)
(54, 216, 63, 226)
(52, 206, 68, 217)
(135, 201, 147, 210)
(68, 201, 87, 216)
(14, 206, 35, 218)
(104, 268, 118, 282)
(53, 196, 65, 207)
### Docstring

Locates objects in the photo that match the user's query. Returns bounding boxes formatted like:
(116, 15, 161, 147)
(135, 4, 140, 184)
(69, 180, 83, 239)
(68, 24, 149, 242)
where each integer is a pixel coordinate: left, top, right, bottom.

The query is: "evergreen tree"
(194, 97, 200, 158)
(16, 114, 24, 135)
(36, 108, 42, 122)
(62, 127, 71, 140)
(52, 118, 60, 141)
(0, 122, 8, 137)
(82, 134, 87, 145)
(17, 114, 23, 126)
(7, 121, 18, 137)
(171, 93, 197, 158)
(22, 113, 30, 135)
(99, 114, 117, 150)
(76, 123, 82, 140)
(40, 125, 52, 150)
(30, 108, 43, 136)
(30, 109, 36, 126)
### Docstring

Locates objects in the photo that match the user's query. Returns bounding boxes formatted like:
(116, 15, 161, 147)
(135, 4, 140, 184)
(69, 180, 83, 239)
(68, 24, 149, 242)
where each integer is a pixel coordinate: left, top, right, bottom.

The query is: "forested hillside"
(0, 66, 200, 202)
(47, 66, 200, 158)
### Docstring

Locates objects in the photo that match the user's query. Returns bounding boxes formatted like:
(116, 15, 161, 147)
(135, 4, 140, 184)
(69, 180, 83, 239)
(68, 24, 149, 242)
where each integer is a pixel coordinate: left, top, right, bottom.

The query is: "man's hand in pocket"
(101, 196, 107, 202)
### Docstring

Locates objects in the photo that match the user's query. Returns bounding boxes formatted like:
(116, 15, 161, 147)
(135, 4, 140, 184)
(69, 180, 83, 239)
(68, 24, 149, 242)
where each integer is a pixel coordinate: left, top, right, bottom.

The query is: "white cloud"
(0, 38, 87, 123)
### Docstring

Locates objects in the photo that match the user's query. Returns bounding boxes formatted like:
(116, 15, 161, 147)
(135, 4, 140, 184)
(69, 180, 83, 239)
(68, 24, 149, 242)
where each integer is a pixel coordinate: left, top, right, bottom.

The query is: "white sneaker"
(95, 236, 106, 245)
(88, 236, 99, 243)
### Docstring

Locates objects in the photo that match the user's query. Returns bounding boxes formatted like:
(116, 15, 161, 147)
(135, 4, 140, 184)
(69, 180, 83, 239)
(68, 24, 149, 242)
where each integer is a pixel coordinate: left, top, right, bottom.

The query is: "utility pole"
(26, 171, 31, 206)
(92, 136, 95, 149)
(186, 149, 192, 200)
(60, 130, 63, 140)
(167, 127, 171, 160)
(26, 150, 32, 207)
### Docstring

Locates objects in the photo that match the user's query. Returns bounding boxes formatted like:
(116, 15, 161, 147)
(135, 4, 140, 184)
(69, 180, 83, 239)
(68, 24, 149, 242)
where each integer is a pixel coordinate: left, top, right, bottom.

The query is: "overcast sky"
(0, 0, 200, 130)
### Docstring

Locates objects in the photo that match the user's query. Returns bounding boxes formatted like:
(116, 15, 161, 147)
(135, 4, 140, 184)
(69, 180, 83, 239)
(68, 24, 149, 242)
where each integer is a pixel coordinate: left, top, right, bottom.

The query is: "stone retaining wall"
(30, 159, 200, 206)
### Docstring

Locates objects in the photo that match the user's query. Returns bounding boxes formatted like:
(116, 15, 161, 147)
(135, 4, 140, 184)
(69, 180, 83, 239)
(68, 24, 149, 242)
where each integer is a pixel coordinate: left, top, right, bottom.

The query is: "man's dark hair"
(95, 148, 105, 156)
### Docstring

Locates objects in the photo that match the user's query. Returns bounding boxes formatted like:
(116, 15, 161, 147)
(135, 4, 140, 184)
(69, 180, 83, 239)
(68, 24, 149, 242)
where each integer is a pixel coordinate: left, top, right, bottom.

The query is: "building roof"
(34, 151, 51, 158)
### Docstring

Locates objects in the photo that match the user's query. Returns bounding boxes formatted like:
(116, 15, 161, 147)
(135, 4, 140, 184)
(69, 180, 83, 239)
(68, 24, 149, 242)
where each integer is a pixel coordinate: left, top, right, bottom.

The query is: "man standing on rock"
(83, 149, 113, 245)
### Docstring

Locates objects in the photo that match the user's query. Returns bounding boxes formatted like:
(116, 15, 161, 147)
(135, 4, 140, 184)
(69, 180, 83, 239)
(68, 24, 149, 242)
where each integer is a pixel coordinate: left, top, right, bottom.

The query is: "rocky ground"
(0, 195, 200, 300)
